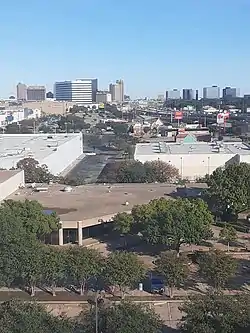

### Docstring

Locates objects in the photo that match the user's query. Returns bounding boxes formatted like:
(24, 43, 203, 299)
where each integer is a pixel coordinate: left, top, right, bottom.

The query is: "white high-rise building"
(109, 79, 124, 102)
(54, 79, 98, 105)
(203, 86, 220, 99)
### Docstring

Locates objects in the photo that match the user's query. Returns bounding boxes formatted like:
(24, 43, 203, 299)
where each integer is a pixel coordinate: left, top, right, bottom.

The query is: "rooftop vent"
(63, 186, 72, 193)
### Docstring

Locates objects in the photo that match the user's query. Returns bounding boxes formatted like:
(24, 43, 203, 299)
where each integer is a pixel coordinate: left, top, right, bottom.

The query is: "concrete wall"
(0, 170, 24, 202)
(135, 152, 236, 180)
(41, 134, 83, 175)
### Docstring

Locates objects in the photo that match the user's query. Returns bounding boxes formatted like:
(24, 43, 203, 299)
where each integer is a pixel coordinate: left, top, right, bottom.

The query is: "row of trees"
(0, 299, 163, 333)
(0, 198, 238, 299)
(0, 198, 146, 297)
(99, 160, 180, 183)
(2, 292, 250, 332)
(155, 249, 237, 298)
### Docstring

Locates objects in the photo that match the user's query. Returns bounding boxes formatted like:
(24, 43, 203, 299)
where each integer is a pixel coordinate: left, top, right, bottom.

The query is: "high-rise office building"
(109, 79, 124, 102)
(91, 79, 98, 102)
(203, 86, 220, 99)
(222, 87, 238, 99)
(182, 89, 194, 100)
(166, 89, 181, 100)
(27, 86, 46, 101)
(54, 79, 98, 104)
(96, 91, 112, 103)
(195, 90, 199, 100)
(16, 83, 27, 100)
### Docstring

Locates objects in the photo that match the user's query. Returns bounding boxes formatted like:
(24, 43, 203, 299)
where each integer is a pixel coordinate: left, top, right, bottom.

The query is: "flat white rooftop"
(0, 134, 80, 167)
(135, 141, 250, 156)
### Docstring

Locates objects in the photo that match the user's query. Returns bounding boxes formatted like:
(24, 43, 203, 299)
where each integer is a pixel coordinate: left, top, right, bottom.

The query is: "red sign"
(174, 111, 183, 120)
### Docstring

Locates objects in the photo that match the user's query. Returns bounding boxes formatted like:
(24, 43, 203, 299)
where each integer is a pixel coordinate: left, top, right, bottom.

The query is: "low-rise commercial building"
(0, 170, 24, 202)
(0, 133, 83, 175)
(134, 138, 250, 180)
(7, 183, 203, 245)
(0, 108, 42, 128)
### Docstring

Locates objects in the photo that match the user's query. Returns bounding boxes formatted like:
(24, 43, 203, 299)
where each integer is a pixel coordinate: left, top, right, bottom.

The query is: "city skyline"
(1, 1, 250, 98)
(13, 81, 248, 101)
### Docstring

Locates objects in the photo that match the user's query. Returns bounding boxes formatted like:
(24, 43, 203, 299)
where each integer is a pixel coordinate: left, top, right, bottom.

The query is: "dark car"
(150, 276, 164, 294)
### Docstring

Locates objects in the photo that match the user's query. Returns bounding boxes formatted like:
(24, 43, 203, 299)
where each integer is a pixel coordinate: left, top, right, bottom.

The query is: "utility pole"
(95, 290, 99, 333)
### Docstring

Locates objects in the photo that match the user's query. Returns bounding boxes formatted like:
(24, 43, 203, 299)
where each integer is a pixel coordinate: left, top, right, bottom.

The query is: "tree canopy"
(205, 163, 250, 220)
(144, 160, 179, 183)
(132, 198, 213, 254)
(66, 247, 103, 295)
(180, 293, 250, 333)
(16, 157, 54, 183)
(0, 299, 75, 333)
(1, 199, 59, 237)
(113, 212, 134, 235)
(155, 251, 190, 298)
(197, 250, 237, 290)
(104, 251, 145, 298)
(82, 301, 163, 333)
(98, 160, 179, 183)
(219, 225, 237, 252)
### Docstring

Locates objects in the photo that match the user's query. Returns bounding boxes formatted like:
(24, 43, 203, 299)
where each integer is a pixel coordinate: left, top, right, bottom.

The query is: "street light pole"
(95, 290, 99, 333)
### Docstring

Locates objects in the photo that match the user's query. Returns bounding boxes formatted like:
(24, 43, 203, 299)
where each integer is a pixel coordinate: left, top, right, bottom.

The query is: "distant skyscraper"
(203, 86, 220, 99)
(16, 83, 27, 100)
(166, 89, 181, 100)
(222, 87, 238, 99)
(157, 94, 165, 101)
(195, 90, 199, 100)
(54, 79, 98, 104)
(27, 86, 46, 101)
(109, 79, 124, 102)
(182, 89, 194, 100)
(91, 79, 98, 102)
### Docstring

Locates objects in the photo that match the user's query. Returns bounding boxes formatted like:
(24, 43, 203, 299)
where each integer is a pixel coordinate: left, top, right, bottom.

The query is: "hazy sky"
(1, 0, 250, 98)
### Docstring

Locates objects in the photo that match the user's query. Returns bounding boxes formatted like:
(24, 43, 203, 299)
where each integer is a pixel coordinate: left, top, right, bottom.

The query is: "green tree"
(144, 160, 179, 183)
(205, 163, 250, 220)
(16, 157, 54, 183)
(19, 239, 44, 296)
(219, 225, 237, 252)
(179, 293, 250, 333)
(112, 123, 129, 136)
(0, 299, 75, 333)
(66, 247, 103, 295)
(155, 251, 190, 298)
(0, 208, 31, 287)
(41, 246, 66, 296)
(81, 301, 163, 333)
(2, 199, 59, 237)
(113, 212, 134, 242)
(197, 250, 237, 290)
(104, 251, 145, 299)
(132, 198, 213, 255)
(116, 160, 146, 183)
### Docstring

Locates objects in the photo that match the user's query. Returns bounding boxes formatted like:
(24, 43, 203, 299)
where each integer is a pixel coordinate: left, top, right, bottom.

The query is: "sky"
(0, 0, 250, 99)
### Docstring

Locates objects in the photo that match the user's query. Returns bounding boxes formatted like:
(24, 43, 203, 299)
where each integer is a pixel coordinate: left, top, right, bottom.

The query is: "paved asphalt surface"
(67, 146, 119, 183)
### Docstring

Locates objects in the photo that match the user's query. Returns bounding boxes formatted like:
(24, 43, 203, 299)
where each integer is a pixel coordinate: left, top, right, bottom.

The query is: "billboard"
(217, 112, 229, 124)
(174, 111, 183, 120)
